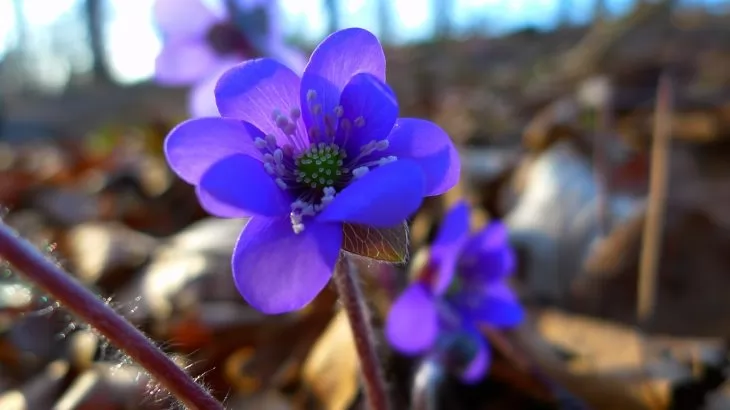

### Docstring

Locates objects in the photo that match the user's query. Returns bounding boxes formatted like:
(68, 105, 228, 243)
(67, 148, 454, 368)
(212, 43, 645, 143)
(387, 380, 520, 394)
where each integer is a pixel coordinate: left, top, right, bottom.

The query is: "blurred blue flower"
(153, 0, 305, 117)
(386, 201, 524, 383)
(164, 28, 460, 314)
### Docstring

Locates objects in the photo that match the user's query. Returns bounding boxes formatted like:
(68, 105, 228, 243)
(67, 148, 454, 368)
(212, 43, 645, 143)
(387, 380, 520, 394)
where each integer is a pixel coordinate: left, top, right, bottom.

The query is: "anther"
(276, 115, 289, 129)
(354, 116, 366, 127)
(284, 123, 296, 135)
(353, 166, 369, 178)
(274, 149, 284, 163)
(271, 109, 282, 121)
(290, 107, 301, 120)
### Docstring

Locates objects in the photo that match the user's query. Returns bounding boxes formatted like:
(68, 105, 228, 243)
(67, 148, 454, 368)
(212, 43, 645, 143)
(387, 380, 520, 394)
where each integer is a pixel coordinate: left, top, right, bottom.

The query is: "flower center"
(294, 143, 346, 190)
(255, 90, 399, 234)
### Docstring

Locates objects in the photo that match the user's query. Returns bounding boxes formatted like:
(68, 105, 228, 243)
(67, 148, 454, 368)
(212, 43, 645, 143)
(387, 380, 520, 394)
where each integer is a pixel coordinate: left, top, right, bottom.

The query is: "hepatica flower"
(385, 201, 524, 383)
(164, 28, 460, 314)
(153, 0, 305, 117)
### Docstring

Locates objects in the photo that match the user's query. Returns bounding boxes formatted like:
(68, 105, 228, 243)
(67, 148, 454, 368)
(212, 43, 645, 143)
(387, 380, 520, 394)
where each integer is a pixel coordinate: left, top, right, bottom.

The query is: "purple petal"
(164, 117, 264, 184)
(385, 119, 460, 197)
(454, 282, 524, 328)
(199, 154, 292, 217)
(154, 40, 219, 85)
(188, 58, 243, 117)
(232, 216, 342, 314)
(460, 335, 490, 384)
(458, 222, 515, 283)
(317, 160, 425, 227)
(386, 283, 438, 354)
(195, 185, 249, 218)
(300, 28, 386, 133)
(215, 58, 308, 148)
(337, 73, 398, 156)
(153, 0, 221, 38)
(430, 201, 471, 295)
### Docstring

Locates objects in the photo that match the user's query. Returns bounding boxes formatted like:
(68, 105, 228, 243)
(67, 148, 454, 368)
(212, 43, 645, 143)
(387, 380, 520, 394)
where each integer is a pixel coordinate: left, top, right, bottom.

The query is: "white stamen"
(276, 115, 289, 129)
(353, 166, 369, 178)
(271, 109, 282, 121)
(254, 138, 267, 149)
(284, 123, 296, 135)
(290, 107, 301, 120)
(334, 105, 344, 118)
(377, 155, 398, 166)
(276, 178, 288, 189)
(265, 134, 277, 148)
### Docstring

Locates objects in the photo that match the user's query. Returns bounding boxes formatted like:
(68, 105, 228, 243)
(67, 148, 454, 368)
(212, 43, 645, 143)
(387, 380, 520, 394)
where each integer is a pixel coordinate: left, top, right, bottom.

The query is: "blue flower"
(385, 201, 523, 383)
(153, 0, 305, 117)
(164, 28, 460, 314)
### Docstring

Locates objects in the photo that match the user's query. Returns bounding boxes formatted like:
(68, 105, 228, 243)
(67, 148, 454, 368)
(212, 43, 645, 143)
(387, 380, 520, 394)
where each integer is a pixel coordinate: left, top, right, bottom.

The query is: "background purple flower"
(385, 201, 524, 383)
(164, 28, 460, 314)
(153, 0, 306, 117)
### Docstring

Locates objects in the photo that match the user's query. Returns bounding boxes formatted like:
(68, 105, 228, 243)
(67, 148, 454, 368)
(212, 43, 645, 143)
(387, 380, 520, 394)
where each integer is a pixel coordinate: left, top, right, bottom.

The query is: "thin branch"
(637, 73, 673, 326)
(0, 222, 224, 410)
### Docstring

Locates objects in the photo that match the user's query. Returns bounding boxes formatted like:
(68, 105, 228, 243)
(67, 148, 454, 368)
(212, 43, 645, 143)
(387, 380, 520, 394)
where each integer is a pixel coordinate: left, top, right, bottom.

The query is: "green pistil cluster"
(294, 143, 348, 189)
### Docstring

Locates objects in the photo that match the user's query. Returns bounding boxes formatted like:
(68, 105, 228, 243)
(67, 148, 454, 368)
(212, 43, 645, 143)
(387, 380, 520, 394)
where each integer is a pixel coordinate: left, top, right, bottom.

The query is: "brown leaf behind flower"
(341, 223, 409, 263)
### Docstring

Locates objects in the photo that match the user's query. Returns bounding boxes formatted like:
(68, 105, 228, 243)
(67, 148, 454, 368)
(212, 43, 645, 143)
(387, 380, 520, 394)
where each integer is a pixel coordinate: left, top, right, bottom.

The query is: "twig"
(0, 222, 224, 410)
(636, 73, 674, 409)
(637, 73, 673, 326)
(332, 256, 390, 410)
(593, 81, 614, 238)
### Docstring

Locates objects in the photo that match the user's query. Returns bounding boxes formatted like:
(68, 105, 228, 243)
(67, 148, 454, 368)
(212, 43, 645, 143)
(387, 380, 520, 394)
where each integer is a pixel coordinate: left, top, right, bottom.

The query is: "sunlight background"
(0, 0, 726, 85)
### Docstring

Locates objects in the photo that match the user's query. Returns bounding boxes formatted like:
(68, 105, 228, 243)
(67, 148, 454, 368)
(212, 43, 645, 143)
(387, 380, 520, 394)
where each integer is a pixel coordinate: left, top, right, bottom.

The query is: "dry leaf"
(342, 222, 409, 263)
(301, 310, 359, 410)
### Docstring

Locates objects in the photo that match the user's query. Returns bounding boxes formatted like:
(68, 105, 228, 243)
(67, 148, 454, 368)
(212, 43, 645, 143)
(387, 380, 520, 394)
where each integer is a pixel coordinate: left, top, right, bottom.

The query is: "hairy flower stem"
(333, 257, 390, 410)
(0, 222, 224, 410)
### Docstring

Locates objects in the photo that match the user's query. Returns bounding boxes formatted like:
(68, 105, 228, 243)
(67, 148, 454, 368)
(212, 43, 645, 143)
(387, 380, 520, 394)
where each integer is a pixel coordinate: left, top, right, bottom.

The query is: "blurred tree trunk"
(593, 0, 608, 22)
(85, 0, 111, 83)
(433, 0, 453, 39)
(376, 0, 392, 43)
(324, 0, 339, 34)
(548, 0, 678, 83)
(558, 0, 572, 27)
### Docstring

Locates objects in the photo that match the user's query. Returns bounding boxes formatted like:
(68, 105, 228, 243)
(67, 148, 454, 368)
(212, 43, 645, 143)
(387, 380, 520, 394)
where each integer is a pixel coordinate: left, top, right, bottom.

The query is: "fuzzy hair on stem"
(332, 256, 391, 410)
(0, 221, 224, 410)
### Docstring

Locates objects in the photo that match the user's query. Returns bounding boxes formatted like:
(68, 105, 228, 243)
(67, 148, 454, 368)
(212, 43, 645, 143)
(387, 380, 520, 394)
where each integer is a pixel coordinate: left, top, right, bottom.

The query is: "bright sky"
(0, 0, 725, 85)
